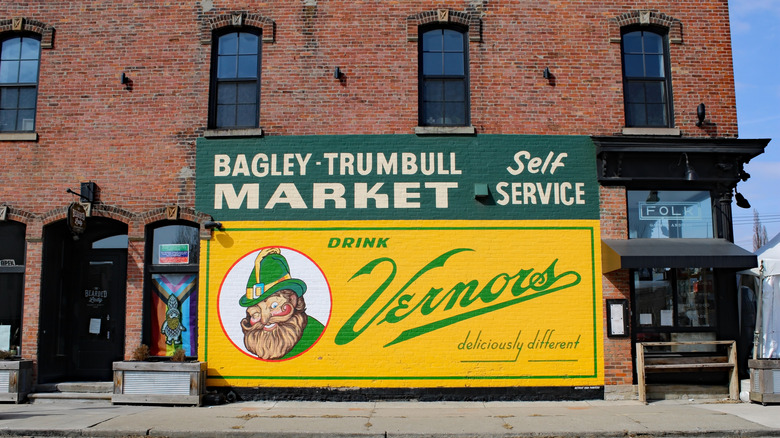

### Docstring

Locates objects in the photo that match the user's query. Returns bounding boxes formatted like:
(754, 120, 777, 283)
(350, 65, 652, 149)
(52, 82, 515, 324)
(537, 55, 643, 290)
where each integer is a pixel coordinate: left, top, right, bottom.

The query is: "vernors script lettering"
(335, 248, 581, 347)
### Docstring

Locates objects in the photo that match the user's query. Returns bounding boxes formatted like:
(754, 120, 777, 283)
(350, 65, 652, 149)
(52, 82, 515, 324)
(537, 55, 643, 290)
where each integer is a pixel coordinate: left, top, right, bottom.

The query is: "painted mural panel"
(195, 135, 599, 221)
(196, 135, 602, 387)
(200, 220, 602, 387)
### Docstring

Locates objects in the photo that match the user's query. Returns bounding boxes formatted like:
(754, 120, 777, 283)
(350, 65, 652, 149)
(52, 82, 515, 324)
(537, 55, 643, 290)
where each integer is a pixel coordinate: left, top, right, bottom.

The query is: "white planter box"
(112, 361, 207, 406)
(0, 360, 33, 403)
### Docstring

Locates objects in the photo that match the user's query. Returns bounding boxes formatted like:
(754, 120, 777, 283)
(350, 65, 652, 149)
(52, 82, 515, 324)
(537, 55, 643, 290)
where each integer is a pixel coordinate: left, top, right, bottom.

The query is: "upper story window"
(627, 190, 713, 239)
(621, 29, 672, 128)
(209, 30, 261, 129)
(0, 35, 40, 132)
(419, 27, 469, 127)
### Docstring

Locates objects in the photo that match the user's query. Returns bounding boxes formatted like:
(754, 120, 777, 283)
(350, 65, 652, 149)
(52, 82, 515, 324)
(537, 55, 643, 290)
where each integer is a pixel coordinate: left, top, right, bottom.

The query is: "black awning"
(602, 238, 757, 273)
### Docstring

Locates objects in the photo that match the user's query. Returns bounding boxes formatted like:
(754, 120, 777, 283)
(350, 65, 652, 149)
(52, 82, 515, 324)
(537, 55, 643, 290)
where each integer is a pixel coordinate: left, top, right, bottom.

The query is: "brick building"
(0, 1, 768, 400)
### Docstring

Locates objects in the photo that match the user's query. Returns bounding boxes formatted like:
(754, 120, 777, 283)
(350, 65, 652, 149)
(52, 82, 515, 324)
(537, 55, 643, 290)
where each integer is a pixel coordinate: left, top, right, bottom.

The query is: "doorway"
(38, 218, 128, 383)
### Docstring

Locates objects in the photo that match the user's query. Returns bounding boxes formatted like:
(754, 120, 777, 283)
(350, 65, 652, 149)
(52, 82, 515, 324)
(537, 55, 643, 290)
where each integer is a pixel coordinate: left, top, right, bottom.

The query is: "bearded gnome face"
(240, 289, 308, 360)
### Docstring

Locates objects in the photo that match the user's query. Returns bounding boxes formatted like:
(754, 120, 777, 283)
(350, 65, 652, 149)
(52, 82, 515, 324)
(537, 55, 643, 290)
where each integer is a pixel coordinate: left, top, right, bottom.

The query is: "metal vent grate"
(0, 370, 9, 393)
(773, 370, 780, 393)
(123, 371, 190, 395)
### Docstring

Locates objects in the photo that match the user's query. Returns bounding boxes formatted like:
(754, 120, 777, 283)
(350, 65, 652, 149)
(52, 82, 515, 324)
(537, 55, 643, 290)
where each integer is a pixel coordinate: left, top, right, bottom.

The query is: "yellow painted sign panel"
(200, 220, 603, 387)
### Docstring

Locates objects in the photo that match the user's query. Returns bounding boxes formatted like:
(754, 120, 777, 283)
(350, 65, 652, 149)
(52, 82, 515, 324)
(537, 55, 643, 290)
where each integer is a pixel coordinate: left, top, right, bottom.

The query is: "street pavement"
(1, 398, 780, 437)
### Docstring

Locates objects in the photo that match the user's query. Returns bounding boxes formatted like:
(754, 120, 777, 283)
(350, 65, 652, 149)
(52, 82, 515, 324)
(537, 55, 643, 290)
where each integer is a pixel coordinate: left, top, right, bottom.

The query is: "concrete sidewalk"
(1, 398, 779, 437)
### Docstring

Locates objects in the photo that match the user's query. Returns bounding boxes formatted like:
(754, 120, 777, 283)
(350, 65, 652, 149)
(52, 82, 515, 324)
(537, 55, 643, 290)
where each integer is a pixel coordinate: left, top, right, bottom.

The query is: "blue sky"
(729, 0, 780, 250)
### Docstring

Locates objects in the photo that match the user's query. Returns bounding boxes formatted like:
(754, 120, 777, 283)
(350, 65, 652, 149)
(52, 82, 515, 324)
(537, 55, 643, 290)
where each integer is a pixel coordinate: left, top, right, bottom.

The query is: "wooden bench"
(636, 341, 738, 403)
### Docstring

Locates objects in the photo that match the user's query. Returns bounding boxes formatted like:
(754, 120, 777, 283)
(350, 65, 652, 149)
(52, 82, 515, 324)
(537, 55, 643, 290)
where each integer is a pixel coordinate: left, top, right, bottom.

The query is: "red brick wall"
(1, 1, 738, 383)
(600, 185, 633, 385)
(1, 1, 739, 214)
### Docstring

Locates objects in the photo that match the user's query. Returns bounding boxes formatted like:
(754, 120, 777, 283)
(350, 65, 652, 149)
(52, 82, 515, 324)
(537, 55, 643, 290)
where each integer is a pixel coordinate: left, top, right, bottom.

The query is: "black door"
(39, 219, 128, 383)
(70, 250, 126, 380)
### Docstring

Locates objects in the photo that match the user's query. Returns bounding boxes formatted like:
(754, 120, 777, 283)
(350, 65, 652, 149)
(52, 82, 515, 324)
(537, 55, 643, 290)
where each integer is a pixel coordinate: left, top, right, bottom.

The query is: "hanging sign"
(68, 202, 87, 235)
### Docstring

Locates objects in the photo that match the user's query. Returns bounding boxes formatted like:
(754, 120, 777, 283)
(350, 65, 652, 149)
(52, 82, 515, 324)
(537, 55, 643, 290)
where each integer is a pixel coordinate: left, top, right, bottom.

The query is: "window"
(627, 190, 713, 239)
(144, 223, 199, 357)
(419, 27, 468, 126)
(0, 35, 40, 132)
(621, 29, 671, 127)
(634, 267, 716, 332)
(209, 31, 261, 129)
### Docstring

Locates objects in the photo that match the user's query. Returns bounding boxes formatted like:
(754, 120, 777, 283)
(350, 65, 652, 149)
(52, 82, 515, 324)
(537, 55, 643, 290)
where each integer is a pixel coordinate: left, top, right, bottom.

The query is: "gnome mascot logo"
(239, 248, 325, 360)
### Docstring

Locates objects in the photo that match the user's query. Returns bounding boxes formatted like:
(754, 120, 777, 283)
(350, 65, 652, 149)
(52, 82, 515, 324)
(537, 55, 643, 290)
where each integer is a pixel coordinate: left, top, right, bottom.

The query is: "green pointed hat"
(240, 248, 307, 307)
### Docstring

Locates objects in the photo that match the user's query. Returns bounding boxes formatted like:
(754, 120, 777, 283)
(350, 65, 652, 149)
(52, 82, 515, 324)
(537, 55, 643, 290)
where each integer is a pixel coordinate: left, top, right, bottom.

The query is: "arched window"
(209, 30, 261, 129)
(0, 34, 40, 132)
(621, 29, 672, 127)
(419, 27, 469, 126)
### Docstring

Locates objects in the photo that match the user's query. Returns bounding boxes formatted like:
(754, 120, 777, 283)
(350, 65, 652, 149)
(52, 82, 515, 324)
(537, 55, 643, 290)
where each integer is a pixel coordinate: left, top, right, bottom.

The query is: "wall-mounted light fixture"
(543, 67, 551, 79)
(683, 153, 697, 181)
(735, 190, 751, 209)
(80, 181, 96, 203)
(204, 220, 223, 230)
(334, 66, 342, 80)
(121, 72, 132, 90)
(646, 191, 660, 203)
(696, 103, 706, 127)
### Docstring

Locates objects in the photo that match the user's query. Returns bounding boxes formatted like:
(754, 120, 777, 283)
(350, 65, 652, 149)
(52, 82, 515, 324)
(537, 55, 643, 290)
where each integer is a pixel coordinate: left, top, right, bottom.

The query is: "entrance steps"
(646, 384, 730, 401)
(605, 384, 731, 401)
(28, 381, 112, 403)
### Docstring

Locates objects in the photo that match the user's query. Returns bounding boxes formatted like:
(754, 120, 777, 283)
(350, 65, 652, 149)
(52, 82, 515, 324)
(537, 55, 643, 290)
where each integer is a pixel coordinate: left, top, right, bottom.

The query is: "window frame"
(142, 221, 200, 357)
(620, 27, 674, 128)
(0, 32, 41, 133)
(207, 28, 262, 130)
(418, 25, 470, 127)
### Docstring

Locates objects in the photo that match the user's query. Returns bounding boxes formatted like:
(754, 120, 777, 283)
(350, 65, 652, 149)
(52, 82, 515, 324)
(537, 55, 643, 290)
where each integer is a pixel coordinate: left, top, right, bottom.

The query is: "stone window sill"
(0, 132, 38, 141)
(415, 126, 476, 135)
(204, 128, 264, 138)
(621, 127, 680, 136)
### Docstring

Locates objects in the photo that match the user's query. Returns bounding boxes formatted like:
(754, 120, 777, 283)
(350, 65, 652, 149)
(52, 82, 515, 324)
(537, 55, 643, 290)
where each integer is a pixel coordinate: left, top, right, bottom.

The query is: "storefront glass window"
(676, 268, 716, 328)
(627, 190, 713, 238)
(634, 267, 716, 330)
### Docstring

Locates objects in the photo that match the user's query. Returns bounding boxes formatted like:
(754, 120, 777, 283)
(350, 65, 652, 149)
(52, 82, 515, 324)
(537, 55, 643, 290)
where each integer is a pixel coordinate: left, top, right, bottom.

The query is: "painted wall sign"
(200, 220, 603, 388)
(196, 135, 602, 388)
(196, 135, 599, 221)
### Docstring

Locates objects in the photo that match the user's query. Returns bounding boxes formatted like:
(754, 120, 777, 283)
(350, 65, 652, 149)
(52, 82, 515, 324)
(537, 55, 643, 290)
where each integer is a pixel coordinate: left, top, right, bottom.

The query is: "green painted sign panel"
(195, 135, 599, 221)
